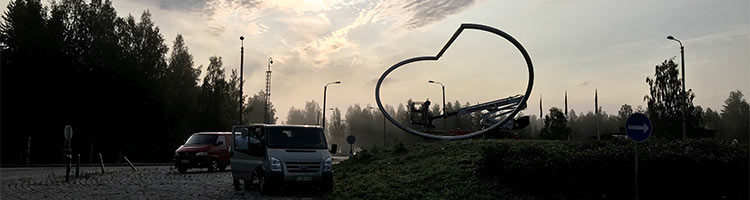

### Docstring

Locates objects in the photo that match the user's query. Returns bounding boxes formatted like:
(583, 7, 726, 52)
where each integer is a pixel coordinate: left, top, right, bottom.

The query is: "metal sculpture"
(374, 23, 534, 140)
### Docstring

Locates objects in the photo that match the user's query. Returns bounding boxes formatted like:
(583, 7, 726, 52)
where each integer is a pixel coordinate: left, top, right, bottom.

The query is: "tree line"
(289, 59, 749, 148)
(2, 0, 746, 165)
(533, 59, 748, 142)
(282, 99, 500, 151)
(0, 0, 276, 164)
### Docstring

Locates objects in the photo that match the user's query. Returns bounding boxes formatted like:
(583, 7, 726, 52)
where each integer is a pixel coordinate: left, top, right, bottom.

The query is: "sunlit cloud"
(52, 0, 746, 121)
(204, 0, 265, 36)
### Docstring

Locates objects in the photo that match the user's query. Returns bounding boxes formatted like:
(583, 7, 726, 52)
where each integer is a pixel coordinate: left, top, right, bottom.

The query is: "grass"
(325, 138, 748, 200)
(327, 140, 526, 200)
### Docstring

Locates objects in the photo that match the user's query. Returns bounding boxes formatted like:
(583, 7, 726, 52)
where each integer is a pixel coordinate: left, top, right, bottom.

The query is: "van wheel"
(178, 166, 187, 174)
(208, 160, 218, 172)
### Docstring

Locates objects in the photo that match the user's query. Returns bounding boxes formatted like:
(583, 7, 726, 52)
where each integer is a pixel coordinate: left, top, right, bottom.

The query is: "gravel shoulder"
(1, 166, 324, 199)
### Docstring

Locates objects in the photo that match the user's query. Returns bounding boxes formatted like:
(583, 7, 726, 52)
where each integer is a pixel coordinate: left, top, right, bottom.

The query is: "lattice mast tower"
(265, 57, 273, 123)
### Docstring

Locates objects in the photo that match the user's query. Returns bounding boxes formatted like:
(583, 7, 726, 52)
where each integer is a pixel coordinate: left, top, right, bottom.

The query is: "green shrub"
(327, 139, 747, 199)
(478, 139, 749, 199)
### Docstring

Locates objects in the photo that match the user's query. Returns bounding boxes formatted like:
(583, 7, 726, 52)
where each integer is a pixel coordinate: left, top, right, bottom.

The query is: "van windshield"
(266, 127, 327, 149)
(185, 134, 217, 146)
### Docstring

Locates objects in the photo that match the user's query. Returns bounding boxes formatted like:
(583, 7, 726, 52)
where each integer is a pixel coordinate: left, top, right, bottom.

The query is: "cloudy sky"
(8, 0, 748, 122)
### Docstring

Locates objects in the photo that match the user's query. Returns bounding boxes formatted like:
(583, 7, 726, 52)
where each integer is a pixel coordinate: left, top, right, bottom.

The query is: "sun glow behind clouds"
(69, 0, 749, 122)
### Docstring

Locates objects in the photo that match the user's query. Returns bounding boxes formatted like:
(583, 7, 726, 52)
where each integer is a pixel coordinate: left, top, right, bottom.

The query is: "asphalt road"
(0, 166, 327, 199)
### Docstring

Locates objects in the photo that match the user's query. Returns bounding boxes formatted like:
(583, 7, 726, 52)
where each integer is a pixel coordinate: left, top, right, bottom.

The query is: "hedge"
(478, 139, 749, 199)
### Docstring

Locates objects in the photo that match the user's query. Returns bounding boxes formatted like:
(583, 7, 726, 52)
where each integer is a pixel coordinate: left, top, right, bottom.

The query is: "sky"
(6, 0, 749, 123)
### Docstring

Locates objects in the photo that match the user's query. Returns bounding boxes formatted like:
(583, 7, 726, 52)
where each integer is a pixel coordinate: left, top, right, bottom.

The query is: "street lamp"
(428, 80, 446, 131)
(369, 106, 387, 146)
(322, 81, 341, 129)
(317, 107, 335, 127)
(239, 36, 245, 124)
(667, 35, 686, 140)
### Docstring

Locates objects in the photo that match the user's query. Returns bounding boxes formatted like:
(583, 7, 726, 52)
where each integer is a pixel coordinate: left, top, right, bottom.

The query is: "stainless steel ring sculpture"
(374, 23, 535, 140)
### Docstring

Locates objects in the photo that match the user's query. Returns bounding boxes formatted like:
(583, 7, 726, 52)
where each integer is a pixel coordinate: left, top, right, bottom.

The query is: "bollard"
(76, 154, 80, 177)
(98, 153, 105, 173)
(26, 136, 31, 166)
(123, 156, 137, 171)
(89, 143, 94, 164)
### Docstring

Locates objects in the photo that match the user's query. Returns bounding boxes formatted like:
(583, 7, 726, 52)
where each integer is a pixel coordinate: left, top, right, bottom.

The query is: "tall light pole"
(369, 106, 387, 146)
(428, 80, 446, 131)
(239, 36, 244, 124)
(317, 107, 335, 126)
(322, 81, 341, 129)
(265, 57, 273, 123)
(667, 35, 686, 140)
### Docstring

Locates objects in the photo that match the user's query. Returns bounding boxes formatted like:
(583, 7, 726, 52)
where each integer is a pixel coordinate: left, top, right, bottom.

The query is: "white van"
(230, 124, 337, 194)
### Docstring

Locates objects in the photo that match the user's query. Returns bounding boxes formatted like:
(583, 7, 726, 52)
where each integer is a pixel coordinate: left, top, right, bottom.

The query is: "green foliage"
(617, 104, 633, 125)
(720, 90, 750, 142)
(479, 139, 749, 199)
(329, 139, 748, 199)
(539, 107, 571, 140)
(703, 107, 721, 130)
(392, 141, 408, 154)
(0, 0, 247, 163)
(644, 59, 701, 139)
(243, 90, 277, 124)
(195, 56, 239, 131)
(328, 140, 509, 200)
(286, 100, 320, 125)
(327, 107, 346, 149)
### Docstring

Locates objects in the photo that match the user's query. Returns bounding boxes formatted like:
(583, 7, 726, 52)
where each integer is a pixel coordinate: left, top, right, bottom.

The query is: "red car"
(174, 132, 232, 173)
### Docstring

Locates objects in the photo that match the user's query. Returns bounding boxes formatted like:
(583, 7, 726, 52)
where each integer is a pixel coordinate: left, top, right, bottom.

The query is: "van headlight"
(323, 157, 332, 172)
(271, 157, 282, 172)
(196, 152, 208, 156)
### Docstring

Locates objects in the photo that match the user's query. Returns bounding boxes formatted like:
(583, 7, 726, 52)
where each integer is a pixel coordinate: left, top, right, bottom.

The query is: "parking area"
(0, 166, 322, 199)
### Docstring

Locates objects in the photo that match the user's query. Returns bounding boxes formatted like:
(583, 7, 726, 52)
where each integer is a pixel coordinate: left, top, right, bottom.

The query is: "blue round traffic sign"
(626, 113, 652, 142)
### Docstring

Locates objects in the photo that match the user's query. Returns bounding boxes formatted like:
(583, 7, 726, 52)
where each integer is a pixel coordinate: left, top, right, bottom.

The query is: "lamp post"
(317, 107, 335, 127)
(369, 106, 387, 146)
(322, 81, 341, 129)
(428, 80, 446, 131)
(667, 35, 686, 140)
(239, 36, 244, 124)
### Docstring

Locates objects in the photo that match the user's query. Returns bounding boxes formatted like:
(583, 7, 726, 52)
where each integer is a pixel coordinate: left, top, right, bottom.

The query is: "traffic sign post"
(625, 113, 651, 200)
(626, 113, 651, 143)
(346, 135, 356, 159)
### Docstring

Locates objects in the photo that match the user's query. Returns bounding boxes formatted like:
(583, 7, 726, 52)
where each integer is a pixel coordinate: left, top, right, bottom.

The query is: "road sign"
(346, 135, 356, 144)
(64, 125, 73, 141)
(626, 113, 651, 142)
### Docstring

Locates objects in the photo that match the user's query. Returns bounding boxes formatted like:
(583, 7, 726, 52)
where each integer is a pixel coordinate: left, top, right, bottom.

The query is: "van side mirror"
(330, 144, 338, 154)
(216, 141, 224, 146)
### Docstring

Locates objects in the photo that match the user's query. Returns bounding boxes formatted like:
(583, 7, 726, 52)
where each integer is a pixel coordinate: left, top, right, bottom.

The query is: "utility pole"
(428, 80, 446, 131)
(239, 36, 244, 124)
(539, 94, 543, 124)
(596, 89, 600, 140)
(565, 91, 569, 140)
(565, 90, 568, 116)
(667, 35, 687, 140)
(322, 81, 341, 129)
